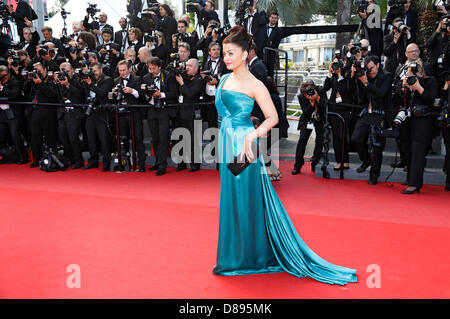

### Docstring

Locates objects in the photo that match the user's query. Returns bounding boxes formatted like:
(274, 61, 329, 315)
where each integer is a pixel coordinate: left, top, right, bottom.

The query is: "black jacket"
(244, 11, 268, 58)
(266, 25, 282, 49)
(87, 74, 114, 106)
(249, 57, 268, 121)
(56, 76, 86, 119)
(17, 31, 40, 58)
(141, 70, 178, 106)
(23, 76, 59, 111)
(297, 92, 327, 130)
(321, 73, 352, 113)
(0, 77, 21, 116)
(114, 74, 142, 107)
(178, 74, 203, 120)
(383, 32, 411, 75)
(11, 0, 38, 38)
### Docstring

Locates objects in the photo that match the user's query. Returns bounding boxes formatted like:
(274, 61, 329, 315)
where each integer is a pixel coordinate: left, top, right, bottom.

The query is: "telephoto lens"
(393, 110, 407, 126)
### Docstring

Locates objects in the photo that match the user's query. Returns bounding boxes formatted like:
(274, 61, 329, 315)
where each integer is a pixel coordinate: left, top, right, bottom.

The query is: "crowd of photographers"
(292, 0, 450, 193)
(0, 0, 288, 178)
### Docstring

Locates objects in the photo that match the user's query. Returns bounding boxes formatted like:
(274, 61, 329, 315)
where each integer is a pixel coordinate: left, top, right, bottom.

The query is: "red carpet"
(0, 161, 449, 299)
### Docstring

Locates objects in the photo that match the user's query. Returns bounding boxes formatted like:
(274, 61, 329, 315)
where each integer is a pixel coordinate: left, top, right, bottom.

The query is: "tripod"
(1, 17, 14, 42)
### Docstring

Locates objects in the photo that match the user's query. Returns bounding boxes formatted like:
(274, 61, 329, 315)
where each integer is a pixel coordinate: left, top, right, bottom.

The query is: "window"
(295, 50, 304, 63)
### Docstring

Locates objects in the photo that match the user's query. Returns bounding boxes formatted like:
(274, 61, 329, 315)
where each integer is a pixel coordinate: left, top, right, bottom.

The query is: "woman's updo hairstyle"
(222, 25, 254, 52)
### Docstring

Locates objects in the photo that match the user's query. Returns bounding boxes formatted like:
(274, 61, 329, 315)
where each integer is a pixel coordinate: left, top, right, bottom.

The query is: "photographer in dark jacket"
(55, 62, 86, 169)
(350, 55, 393, 185)
(174, 58, 203, 172)
(113, 60, 145, 172)
(393, 61, 439, 194)
(323, 57, 353, 170)
(0, 65, 28, 164)
(292, 80, 326, 175)
(82, 62, 114, 171)
(383, 17, 413, 75)
(425, 16, 450, 78)
(142, 56, 178, 176)
(7, 0, 37, 42)
(23, 62, 59, 167)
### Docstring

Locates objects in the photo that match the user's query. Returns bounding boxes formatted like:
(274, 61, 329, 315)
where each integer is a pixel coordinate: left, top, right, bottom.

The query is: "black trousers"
(58, 111, 84, 165)
(29, 108, 58, 162)
(118, 108, 146, 167)
(442, 126, 450, 187)
(0, 110, 27, 160)
(294, 121, 324, 169)
(148, 107, 170, 170)
(85, 110, 112, 166)
(399, 116, 434, 189)
(351, 113, 386, 178)
(329, 111, 351, 164)
(201, 95, 218, 131)
(265, 50, 277, 78)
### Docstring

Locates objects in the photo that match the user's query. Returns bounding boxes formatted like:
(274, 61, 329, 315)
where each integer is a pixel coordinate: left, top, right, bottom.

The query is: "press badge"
(336, 92, 342, 103)
(178, 95, 184, 103)
(307, 122, 314, 130)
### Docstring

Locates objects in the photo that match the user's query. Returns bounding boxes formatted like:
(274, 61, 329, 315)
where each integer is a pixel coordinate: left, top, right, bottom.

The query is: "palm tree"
(255, 0, 323, 25)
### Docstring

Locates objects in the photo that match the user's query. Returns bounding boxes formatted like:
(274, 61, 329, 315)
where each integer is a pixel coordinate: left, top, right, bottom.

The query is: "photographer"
(174, 58, 203, 172)
(127, 27, 144, 54)
(0, 30, 12, 59)
(265, 12, 283, 77)
(392, 43, 422, 168)
(196, 1, 220, 32)
(197, 20, 222, 66)
(200, 41, 229, 138)
(32, 43, 61, 72)
(142, 56, 178, 176)
(97, 29, 121, 77)
(357, 0, 383, 58)
(384, 17, 413, 75)
(170, 19, 198, 59)
(82, 62, 114, 171)
(22, 62, 59, 168)
(350, 56, 393, 185)
(127, 0, 159, 30)
(425, 13, 449, 77)
(324, 55, 353, 170)
(55, 62, 86, 169)
(40, 26, 64, 54)
(112, 60, 146, 172)
(393, 62, 439, 194)
(133, 46, 152, 76)
(292, 80, 326, 175)
(148, 4, 177, 49)
(115, 17, 129, 54)
(6, 0, 38, 42)
(70, 21, 82, 42)
(244, 1, 268, 59)
(0, 65, 28, 164)
(83, 10, 114, 46)
(149, 30, 169, 67)
(17, 23, 40, 59)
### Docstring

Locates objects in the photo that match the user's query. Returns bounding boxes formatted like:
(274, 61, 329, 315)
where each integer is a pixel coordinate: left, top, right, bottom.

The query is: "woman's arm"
(240, 80, 278, 162)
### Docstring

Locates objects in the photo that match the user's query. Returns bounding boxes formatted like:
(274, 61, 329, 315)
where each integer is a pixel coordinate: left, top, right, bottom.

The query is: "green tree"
(254, 0, 322, 25)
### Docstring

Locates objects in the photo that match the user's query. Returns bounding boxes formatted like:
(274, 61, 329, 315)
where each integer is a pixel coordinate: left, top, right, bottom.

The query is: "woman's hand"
(240, 131, 258, 163)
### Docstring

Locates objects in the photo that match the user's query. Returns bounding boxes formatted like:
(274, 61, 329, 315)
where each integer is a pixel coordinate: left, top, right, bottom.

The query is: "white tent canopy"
(46, 0, 128, 38)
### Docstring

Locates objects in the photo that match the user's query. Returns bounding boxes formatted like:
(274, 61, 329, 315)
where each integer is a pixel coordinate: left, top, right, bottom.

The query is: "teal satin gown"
(212, 73, 357, 286)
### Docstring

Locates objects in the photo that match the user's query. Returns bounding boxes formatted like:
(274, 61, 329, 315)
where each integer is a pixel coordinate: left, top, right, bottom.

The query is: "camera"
(354, 59, 367, 77)
(235, 0, 255, 26)
(131, 62, 146, 73)
(406, 75, 418, 86)
(86, 3, 100, 17)
(143, 32, 158, 43)
(166, 53, 187, 74)
(57, 71, 69, 82)
(355, 0, 369, 13)
(393, 23, 409, 33)
(300, 87, 316, 97)
(141, 83, 157, 96)
(331, 60, 344, 71)
(393, 109, 409, 126)
(174, 32, 189, 43)
(61, 8, 70, 19)
(202, 70, 220, 82)
(0, 3, 11, 21)
(38, 45, 49, 57)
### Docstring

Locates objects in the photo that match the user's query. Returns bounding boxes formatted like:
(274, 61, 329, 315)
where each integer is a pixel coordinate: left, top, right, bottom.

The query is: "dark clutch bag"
(227, 144, 259, 176)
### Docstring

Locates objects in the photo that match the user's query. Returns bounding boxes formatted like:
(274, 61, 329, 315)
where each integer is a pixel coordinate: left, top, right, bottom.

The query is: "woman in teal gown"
(212, 26, 357, 286)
